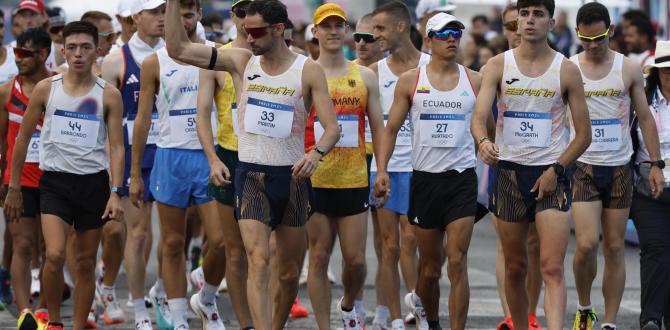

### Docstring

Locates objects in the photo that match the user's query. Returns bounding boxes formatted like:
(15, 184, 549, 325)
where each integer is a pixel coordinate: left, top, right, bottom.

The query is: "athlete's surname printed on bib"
(503, 111, 551, 147)
(51, 109, 100, 148)
(244, 97, 295, 138)
(419, 113, 465, 147)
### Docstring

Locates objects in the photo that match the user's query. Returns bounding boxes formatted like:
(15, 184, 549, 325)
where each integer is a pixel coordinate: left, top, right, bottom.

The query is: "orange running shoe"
(34, 309, 49, 330)
(529, 314, 543, 330)
(46, 322, 64, 330)
(290, 298, 308, 318)
(497, 316, 514, 330)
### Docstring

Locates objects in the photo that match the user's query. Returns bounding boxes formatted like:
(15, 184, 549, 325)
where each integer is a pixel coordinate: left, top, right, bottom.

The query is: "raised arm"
(471, 55, 502, 165)
(360, 66, 384, 164)
(196, 68, 230, 186)
(292, 60, 337, 178)
(3, 79, 49, 221)
(103, 84, 125, 220)
(164, 0, 250, 74)
(627, 59, 664, 197)
(129, 54, 159, 207)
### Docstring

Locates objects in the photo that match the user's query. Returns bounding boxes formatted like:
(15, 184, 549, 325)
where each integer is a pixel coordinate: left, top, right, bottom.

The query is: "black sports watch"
(649, 160, 666, 169)
(551, 162, 565, 177)
(314, 146, 326, 158)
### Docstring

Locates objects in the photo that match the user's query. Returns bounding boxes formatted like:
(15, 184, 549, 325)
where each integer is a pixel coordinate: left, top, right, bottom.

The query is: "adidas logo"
(460, 91, 470, 96)
(126, 74, 139, 85)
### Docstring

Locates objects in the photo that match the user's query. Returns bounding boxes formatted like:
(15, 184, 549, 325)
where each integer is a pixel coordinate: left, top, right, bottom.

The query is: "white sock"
(168, 298, 188, 328)
(154, 279, 165, 294)
(602, 323, 616, 329)
(100, 284, 115, 299)
(354, 299, 366, 319)
(391, 319, 405, 329)
(578, 303, 592, 311)
(199, 282, 218, 304)
(133, 298, 149, 321)
(374, 305, 390, 323)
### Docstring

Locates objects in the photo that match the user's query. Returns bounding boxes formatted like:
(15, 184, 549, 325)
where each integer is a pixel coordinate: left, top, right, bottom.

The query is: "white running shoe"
(403, 312, 415, 325)
(190, 266, 204, 291)
(404, 292, 428, 330)
(338, 297, 361, 330)
(135, 317, 152, 330)
(149, 285, 172, 330)
(85, 308, 97, 329)
(97, 283, 125, 325)
(189, 293, 225, 330)
(30, 268, 40, 296)
(391, 319, 405, 330)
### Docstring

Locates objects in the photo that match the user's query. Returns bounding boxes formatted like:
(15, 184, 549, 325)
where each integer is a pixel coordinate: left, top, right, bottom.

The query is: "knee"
(446, 254, 467, 282)
(206, 233, 226, 254)
(505, 256, 528, 282)
(344, 253, 367, 274)
(246, 248, 269, 273)
(278, 265, 300, 286)
(162, 235, 186, 257)
(226, 245, 248, 269)
(603, 241, 625, 260)
(400, 229, 417, 246)
(45, 248, 66, 267)
(381, 240, 400, 262)
(12, 235, 33, 257)
(128, 227, 149, 248)
(104, 223, 125, 241)
(575, 239, 599, 258)
(75, 257, 96, 277)
(540, 260, 564, 284)
(419, 259, 442, 283)
(309, 248, 331, 272)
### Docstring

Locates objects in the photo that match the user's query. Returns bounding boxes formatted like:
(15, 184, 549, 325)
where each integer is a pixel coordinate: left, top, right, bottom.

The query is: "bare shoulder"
(368, 61, 380, 75)
(621, 55, 644, 78)
(103, 81, 122, 102)
(102, 48, 123, 68)
(560, 58, 580, 75)
(397, 67, 420, 91)
(358, 65, 377, 85)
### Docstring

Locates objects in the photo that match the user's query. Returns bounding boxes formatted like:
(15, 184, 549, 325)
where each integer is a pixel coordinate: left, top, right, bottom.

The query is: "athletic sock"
(100, 284, 115, 300)
(133, 298, 149, 321)
(602, 323, 616, 329)
(199, 282, 218, 305)
(374, 305, 390, 323)
(354, 300, 366, 320)
(154, 279, 165, 294)
(168, 298, 188, 327)
(578, 303, 592, 311)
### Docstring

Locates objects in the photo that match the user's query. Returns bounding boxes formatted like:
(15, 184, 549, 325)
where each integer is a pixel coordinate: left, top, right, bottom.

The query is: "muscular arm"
(559, 60, 591, 167)
(130, 54, 158, 180)
(375, 69, 414, 173)
(306, 61, 338, 152)
(627, 60, 661, 161)
(104, 85, 125, 188)
(164, 0, 250, 74)
(196, 68, 219, 164)
(360, 66, 385, 164)
(471, 55, 502, 163)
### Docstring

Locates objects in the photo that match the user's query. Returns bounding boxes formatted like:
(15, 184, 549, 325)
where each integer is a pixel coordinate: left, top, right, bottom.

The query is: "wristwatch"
(111, 186, 124, 195)
(314, 146, 326, 157)
(551, 162, 565, 177)
(649, 160, 666, 169)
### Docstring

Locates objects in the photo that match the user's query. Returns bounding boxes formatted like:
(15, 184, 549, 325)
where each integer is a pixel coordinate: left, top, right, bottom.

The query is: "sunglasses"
(503, 20, 518, 32)
(49, 25, 64, 34)
(99, 31, 116, 41)
(13, 48, 37, 59)
(244, 25, 271, 39)
(577, 30, 609, 43)
(430, 28, 462, 40)
(353, 32, 375, 43)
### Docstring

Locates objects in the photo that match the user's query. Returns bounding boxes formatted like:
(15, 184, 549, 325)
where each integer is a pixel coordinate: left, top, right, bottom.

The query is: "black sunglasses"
(353, 32, 375, 43)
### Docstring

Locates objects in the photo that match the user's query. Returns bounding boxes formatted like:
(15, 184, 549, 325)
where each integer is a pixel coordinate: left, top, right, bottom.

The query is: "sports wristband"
(207, 47, 217, 70)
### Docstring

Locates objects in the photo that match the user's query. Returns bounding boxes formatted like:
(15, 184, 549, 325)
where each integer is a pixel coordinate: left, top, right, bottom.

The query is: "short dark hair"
(179, 0, 200, 10)
(201, 12, 223, 28)
(576, 2, 610, 28)
(517, 0, 555, 18)
(409, 24, 422, 51)
(62, 21, 98, 46)
(629, 16, 655, 42)
(81, 11, 113, 24)
(372, 1, 411, 26)
(246, 0, 288, 26)
(16, 28, 52, 55)
(472, 15, 489, 25)
(622, 9, 648, 23)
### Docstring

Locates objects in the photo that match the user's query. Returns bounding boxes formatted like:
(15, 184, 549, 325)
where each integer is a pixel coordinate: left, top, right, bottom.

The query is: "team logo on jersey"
(166, 69, 178, 77)
(348, 79, 356, 87)
(126, 74, 139, 85)
(505, 78, 519, 85)
(383, 80, 396, 88)
(584, 89, 623, 97)
(505, 88, 556, 98)
(247, 74, 261, 81)
(416, 86, 430, 94)
(460, 90, 470, 97)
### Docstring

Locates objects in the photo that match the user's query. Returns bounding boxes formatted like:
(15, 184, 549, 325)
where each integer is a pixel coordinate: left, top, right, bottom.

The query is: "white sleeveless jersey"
(569, 52, 631, 166)
(237, 54, 308, 166)
(496, 50, 568, 166)
(371, 52, 431, 172)
(155, 43, 215, 150)
(410, 64, 477, 172)
(0, 47, 17, 84)
(40, 74, 108, 175)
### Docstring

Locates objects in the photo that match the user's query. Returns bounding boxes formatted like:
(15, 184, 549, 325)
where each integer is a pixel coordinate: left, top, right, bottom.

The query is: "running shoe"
(337, 297, 361, 330)
(189, 293, 225, 330)
(371, 318, 389, 330)
(528, 314, 542, 330)
(573, 308, 598, 330)
(46, 323, 64, 330)
(641, 319, 660, 330)
(190, 266, 205, 291)
(34, 310, 49, 330)
(149, 285, 173, 330)
(404, 292, 428, 330)
(18, 308, 38, 330)
(30, 269, 40, 297)
(97, 283, 125, 325)
(356, 303, 367, 330)
(0, 267, 12, 306)
(403, 312, 415, 325)
(290, 298, 308, 318)
(84, 309, 97, 329)
(496, 316, 514, 330)
(390, 319, 405, 330)
(125, 293, 153, 308)
(600, 326, 615, 330)
(135, 317, 152, 330)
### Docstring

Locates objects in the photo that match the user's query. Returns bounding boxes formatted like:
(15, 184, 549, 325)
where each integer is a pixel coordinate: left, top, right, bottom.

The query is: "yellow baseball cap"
(313, 3, 347, 25)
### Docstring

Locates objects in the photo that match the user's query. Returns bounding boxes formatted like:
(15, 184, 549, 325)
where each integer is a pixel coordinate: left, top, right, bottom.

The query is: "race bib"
(314, 114, 358, 148)
(244, 97, 294, 138)
(168, 108, 198, 143)
(386, 114, 412, 146)
(364, 117, 372, 143)
(126, 112, 159, 145)
(588, 118, 622, 151)
(50, 109, 100, 148)
(26, 132, 40, 163)
(231, 103, 239, 136)
(503, 111, 551, 147)
(419, 113, 466, 147)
